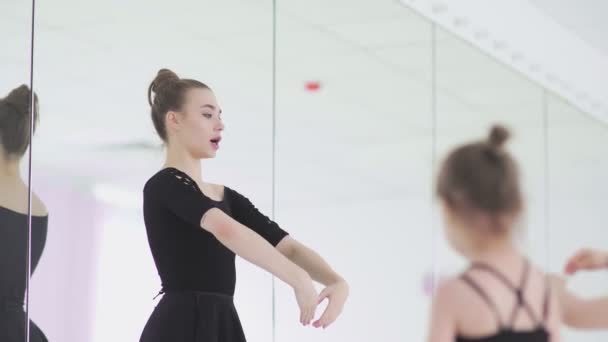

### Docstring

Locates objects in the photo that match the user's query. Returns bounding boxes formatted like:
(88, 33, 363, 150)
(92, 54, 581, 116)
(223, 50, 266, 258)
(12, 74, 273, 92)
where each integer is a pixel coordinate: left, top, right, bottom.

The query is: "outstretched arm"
(277, 237, 349, 329)
(203, 209, 319, 326)
(551, 276, 608, 329)
(552, 248, 608, 329)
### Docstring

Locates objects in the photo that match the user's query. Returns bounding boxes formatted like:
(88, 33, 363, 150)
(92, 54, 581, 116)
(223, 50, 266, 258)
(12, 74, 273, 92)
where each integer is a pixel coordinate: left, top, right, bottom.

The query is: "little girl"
(428, 125, 608, 342)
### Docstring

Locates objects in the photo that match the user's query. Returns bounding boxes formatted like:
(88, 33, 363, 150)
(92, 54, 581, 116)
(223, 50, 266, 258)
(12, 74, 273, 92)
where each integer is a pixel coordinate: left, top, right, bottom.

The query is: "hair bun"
(488, 124, 510, 148)
(148, 69, 179, 106)
(3, 84, 34, 117)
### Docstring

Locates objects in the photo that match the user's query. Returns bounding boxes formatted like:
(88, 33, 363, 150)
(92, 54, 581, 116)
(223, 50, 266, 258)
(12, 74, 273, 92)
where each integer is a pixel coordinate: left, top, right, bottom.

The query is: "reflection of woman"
(140, 69, 349, 342)
(0, 85, 48, 342)
(427, 125, 608, 342)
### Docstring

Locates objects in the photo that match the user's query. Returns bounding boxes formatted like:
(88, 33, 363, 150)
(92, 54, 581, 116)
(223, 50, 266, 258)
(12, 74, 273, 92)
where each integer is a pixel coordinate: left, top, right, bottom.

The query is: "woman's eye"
(203, 113, 212, 118)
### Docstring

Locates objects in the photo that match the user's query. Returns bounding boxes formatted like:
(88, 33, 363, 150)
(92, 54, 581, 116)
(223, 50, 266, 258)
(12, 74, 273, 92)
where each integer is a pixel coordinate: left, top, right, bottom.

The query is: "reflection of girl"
(0, 85, 48, 342)
(140, 69, 349, 342)
(427, 126, 608, 342)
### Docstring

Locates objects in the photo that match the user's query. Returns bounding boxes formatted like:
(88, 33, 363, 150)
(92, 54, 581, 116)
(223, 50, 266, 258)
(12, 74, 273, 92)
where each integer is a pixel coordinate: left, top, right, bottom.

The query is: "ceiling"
(530, 0, 608, 56)
(403, 0, 608, 124)
(0, 0, 605, 203)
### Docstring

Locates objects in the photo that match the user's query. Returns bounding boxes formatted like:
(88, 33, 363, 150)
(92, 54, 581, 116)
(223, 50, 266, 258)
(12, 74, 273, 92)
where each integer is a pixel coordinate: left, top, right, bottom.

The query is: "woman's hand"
(313, 279, 349, 329)
(293, 272, 319, 326)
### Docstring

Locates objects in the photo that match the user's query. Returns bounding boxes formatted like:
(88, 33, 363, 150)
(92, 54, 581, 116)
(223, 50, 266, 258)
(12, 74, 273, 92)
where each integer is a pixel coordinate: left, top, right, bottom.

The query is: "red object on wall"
(305, 81, 321, 92)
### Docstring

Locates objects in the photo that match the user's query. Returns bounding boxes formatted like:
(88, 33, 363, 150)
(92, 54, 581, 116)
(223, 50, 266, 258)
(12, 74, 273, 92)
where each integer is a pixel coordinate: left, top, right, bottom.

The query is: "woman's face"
(169, 87, 224, 159)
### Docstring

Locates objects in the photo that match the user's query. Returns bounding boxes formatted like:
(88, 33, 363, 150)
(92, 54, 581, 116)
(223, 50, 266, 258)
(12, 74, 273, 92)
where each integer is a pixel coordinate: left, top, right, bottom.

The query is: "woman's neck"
(164, 145, 203, 183)
(0, 155, 23, 182)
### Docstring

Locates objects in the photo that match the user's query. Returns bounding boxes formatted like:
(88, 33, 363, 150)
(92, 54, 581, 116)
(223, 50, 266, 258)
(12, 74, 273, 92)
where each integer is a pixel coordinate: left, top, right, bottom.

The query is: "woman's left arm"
(277, 236, 349, 329)
(227, 187, 349, 328)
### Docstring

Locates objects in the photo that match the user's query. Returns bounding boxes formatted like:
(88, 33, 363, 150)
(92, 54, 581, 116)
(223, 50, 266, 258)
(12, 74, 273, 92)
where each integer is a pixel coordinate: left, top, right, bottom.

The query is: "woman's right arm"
(149, 171, 318, 325)
(202, 208, 319, 326)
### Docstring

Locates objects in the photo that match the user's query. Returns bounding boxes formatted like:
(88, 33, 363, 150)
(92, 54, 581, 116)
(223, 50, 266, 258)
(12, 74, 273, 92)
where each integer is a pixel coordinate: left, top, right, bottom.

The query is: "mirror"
(546, 93, 608, 341)
(0, 1, 40, 341)
(31, 0, 276, 341)
(275, 2, 434, 340)
(434, 26, 547, 273)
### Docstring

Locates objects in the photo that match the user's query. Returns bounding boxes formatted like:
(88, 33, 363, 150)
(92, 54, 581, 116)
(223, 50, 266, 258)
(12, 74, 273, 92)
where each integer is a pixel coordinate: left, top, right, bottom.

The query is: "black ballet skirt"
(140, 167, 288, 342)
(0, 207, 48, 342)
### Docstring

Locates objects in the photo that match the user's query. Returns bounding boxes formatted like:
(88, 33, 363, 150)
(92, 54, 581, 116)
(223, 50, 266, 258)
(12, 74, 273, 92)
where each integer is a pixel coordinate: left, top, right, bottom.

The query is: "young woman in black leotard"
(0, 85, 49, 342)
(139, 69, 349, 342)
(427, 126, 608, 342)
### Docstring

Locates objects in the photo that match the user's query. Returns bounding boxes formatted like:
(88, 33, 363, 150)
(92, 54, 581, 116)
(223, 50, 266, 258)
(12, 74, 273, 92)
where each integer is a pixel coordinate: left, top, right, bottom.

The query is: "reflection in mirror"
(32, 1, 277, 341)
(546, 94, 608, 341)
(0, 86, 46, 342)
(275, 2, 433, 341)
(1, 0, 46, 341)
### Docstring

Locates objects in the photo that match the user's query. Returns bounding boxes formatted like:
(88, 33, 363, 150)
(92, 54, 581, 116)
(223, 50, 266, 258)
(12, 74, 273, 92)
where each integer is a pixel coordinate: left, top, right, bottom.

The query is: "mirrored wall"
(546, 94, 608, 341)
(13, 1, 608, 341)
(1, 0, 38, 341)
(274, 2, 434, 341)
(30, 0, 277, 341)
(434, 26, 548, 276)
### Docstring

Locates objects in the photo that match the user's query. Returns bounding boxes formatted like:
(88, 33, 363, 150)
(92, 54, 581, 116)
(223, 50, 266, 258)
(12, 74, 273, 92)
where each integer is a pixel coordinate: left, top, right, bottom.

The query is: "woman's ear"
(165, 110, 181, 133)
